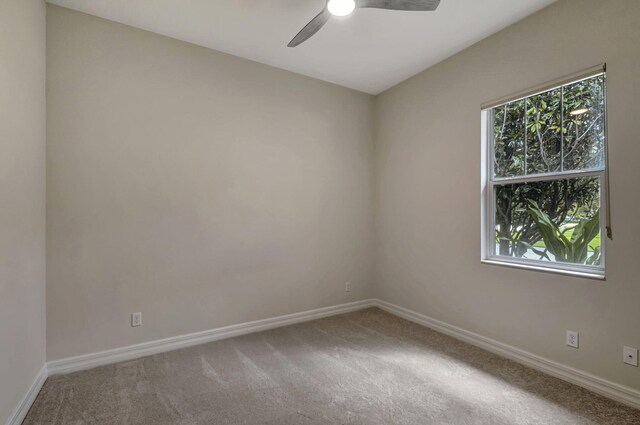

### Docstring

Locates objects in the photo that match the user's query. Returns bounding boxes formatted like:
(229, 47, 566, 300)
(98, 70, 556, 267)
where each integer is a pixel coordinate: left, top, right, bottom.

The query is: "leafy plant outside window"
(485, 72, 606, 272)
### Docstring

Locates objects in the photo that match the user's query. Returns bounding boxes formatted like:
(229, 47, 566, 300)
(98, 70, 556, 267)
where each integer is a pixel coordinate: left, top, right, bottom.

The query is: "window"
(481, 66, 609, 279)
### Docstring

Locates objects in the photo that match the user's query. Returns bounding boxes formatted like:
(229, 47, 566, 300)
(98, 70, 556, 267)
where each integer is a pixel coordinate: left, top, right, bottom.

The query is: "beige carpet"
(24, 308, 640, 424)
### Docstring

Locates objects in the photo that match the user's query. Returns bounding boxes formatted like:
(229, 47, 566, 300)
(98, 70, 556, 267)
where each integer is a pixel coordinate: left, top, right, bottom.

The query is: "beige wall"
(0, 0, 47, 422)
(43, 0, 640, 397)
(46, 6, 375, 360)
(374, 0, 640, 389)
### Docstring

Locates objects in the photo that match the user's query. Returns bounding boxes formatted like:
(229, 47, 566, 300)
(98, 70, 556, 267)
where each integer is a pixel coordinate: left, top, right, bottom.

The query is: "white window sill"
(481, 258, 605, 281)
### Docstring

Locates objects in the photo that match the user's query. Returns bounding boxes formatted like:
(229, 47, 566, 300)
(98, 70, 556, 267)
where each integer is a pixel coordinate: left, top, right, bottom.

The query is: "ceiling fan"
(288, 0, 441, 47)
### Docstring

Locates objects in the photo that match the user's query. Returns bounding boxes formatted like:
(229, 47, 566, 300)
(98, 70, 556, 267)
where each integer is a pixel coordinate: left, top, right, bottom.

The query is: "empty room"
(2, 0, 640, 423)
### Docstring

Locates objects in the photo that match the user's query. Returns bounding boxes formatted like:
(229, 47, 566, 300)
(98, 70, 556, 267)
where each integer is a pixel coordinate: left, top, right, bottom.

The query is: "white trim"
(374, 299, 640, 410)
(8, 298, 640, 421)
(480, 109, 490, 261)
(4, 365, 47, 425)
(491, 168, 604, 185)
(47, 299, 376, 375)
(481, 71, 608, 278)
(481, 258, 605, 281)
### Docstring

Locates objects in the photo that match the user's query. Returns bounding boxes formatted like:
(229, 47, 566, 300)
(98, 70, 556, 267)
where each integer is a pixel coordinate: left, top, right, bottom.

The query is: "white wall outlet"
(623, 346, 638, 367)
(131, 312, 142, 327)
(345, 281, 352, 292)
(566, 330, 579, 348)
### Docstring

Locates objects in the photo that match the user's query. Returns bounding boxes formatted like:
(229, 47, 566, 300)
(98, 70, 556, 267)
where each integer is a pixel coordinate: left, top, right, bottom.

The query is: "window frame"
(480, 67, 608, 280)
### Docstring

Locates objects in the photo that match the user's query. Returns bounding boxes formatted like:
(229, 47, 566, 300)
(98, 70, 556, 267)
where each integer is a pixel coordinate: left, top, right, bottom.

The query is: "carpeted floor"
(24, 308, 640, 424)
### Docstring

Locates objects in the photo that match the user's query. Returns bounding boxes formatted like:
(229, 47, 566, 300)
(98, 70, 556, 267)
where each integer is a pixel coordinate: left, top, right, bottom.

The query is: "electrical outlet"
(345, 281, 352, 292)
(623, 346, 638, 367)
(566, 330, 579, 348)
(131, 312, 142, 327)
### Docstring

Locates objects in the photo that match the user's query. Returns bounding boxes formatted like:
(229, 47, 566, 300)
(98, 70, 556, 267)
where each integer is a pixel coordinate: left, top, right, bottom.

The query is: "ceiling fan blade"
(357, 0, 440, 11)
(288, 8, 331, 48)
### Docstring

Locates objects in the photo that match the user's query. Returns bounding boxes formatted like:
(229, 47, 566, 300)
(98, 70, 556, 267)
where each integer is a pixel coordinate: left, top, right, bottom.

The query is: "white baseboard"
(4, 365, 47, 425)
(47, 299, 376, 376)
(14, 297, 639, 424)
(374, 299, 640, 410)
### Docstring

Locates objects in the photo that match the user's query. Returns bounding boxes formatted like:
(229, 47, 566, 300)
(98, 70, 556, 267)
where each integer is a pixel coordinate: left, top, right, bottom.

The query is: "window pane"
(526, 88, 562, 175)
(494, 177, 601, 266)
(563, 75, 605, 170)
(493, 100, 525, 178)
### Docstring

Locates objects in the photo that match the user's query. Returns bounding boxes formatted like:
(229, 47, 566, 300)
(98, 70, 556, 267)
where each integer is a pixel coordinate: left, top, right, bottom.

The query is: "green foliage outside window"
(492, 74, 604, 265)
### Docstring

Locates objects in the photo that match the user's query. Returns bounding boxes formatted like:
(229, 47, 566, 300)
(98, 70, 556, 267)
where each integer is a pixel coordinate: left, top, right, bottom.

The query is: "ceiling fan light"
(327, 0, 356, 17)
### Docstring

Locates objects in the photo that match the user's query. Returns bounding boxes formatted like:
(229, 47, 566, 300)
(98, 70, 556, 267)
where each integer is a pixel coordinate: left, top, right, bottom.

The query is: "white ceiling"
(46, 0, 557, 94)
